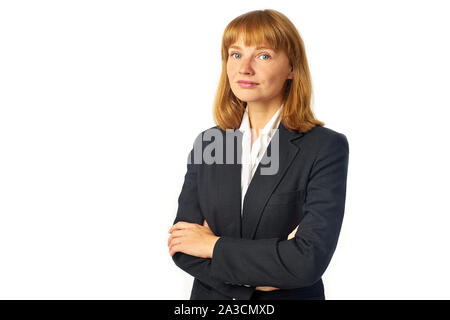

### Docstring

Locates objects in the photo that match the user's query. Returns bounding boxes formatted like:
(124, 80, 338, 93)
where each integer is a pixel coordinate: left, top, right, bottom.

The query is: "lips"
(237, 80, 259, 88)
(237, 80, 259, 85)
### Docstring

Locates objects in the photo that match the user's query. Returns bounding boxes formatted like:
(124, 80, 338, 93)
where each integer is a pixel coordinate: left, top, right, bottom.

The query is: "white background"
(1, 0, 449, 299)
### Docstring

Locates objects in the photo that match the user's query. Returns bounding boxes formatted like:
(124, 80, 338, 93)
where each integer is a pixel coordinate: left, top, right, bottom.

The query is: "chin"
(233, 93, 262, 103)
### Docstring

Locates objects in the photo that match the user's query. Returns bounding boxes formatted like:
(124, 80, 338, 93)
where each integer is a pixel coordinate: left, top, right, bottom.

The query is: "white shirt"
(238, 103, 284, 215)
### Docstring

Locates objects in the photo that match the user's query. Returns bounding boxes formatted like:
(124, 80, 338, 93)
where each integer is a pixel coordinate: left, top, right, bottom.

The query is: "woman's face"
(226, 37, 293, 105)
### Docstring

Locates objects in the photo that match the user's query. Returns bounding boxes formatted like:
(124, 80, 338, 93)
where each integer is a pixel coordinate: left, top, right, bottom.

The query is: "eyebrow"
(229, 45, 275, 51)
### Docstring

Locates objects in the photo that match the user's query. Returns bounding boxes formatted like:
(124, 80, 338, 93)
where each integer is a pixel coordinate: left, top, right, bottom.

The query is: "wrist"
(210, 236, 220, 258)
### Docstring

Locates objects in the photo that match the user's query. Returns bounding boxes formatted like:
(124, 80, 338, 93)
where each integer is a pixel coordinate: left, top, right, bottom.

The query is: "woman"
(168, 9, 349, 300)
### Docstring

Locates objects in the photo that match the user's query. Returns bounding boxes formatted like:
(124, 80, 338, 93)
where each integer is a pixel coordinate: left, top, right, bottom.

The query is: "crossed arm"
(168, 132, 349, 297)
(168, 219, 298, 292)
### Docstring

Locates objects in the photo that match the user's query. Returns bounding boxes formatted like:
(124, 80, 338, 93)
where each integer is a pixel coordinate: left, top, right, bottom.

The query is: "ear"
(287, 66, 294, 80)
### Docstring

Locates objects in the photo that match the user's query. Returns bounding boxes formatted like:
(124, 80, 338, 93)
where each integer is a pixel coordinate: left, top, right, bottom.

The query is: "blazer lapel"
(241, 122, 304, 239)
(216, 121, 304, 239)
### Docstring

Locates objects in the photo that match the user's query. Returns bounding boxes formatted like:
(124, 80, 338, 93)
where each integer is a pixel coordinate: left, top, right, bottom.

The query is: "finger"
(169, 222, 186, 233)
(169, 237, 182, 250)
(169, 229, 184, 239)
(168, 232, 184, 247)
(169, 242, 182, 256)
(255, 286, 280, 291)
(169, 221, 193, 233)
(169, 223, 182, 233)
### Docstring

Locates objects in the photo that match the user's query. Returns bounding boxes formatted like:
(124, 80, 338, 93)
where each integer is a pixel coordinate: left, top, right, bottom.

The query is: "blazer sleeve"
(210, 132, 350, 289)
(171, 143, 255, 300)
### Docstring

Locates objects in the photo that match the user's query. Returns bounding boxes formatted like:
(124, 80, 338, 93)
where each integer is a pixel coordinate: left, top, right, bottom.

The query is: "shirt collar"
(239, 103, 284, 135)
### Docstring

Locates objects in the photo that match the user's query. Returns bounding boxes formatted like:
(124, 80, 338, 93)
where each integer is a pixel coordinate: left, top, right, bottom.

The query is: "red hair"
(213, 9, 324, 133)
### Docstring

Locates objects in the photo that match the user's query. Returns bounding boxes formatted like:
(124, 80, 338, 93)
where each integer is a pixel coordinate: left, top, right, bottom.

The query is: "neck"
(246, 97, 283, 132)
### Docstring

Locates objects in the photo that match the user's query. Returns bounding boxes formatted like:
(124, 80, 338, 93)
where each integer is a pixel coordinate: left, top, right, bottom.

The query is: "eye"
(228, 52, 272, 60)
(259, 53, 271, 60)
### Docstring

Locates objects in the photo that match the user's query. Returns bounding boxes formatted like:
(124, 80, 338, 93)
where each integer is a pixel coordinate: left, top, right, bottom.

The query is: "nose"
(238, 56, 255, 75)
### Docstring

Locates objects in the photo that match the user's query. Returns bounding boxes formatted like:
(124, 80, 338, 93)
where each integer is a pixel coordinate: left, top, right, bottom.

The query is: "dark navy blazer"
(171, 121, 349, 300)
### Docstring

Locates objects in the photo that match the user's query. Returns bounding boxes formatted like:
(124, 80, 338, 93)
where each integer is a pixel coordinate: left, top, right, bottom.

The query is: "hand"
(168, 220, 220, 259)
(255, 224, 299, 291)
(255, 286, 281, 291)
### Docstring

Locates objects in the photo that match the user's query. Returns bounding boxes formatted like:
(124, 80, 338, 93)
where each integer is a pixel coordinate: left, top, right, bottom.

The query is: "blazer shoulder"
(189, 125, 222, 154)
(193, 125, 221, 137)
(307, 125, 348, 144)
(304, 125, 349, 155)
(202, 125, 220, 134)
